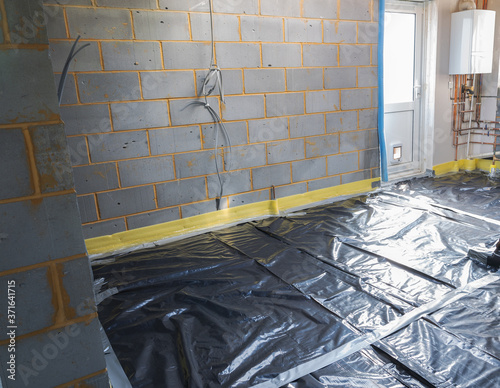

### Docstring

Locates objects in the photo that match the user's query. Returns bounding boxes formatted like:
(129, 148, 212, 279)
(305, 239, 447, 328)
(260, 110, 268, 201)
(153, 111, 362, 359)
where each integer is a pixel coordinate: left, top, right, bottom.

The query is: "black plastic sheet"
(93, 171, 500, 387)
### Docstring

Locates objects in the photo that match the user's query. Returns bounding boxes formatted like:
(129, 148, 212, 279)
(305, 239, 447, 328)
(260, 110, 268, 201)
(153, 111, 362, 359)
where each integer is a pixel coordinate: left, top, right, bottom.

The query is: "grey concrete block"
(249, 117, 288, 143)
(287, 68, 323, 91)
(342, 169, 371, 184)
(97, 0, 157, 7)
(341, 89, 371, 110)
(156, 177, 207, 207)
(44, 5, 68, 39)
(275, 183, 307, 198)
(372, 45, 378, 66)
(229, 190, 269, 208)
(150, 126, 201, 155)
(325, 67, 357, 89)
(202, 121, 248, 149)
(0, 267, 54, 340)
(223, 95, 265, 121)
(0, 194, 86, 272)
(44, 0, 92, 4)
(0, 318, 105, 387)
(133, 10, 189, 40)
(339, 129, 378, 153)
(358, 22, 378, 44)
(73, 163, 119, 194)
(97, 186, 156, 219)
(266, 93, 304, 117)
(241, 16, 283, 42)
(67, 136, 89, 166)
(226, 144, 267, 170)
(303, 45, 338, 67)
(196, 69, 243, 96)
(308, 175, 340, 191)
(111, 101, 169, 130)
(60, 104, 112, 136)
(82, 218, 126, 239)
(267, 139, 305, 163)
(244, 69, 286, 93)
(78, 72, 140, 103)
(54, 74, 78, 105)
(102, 41, 162, 71)
(191, 13, 240, 42)
(261, 0, 301, 17)
(292, 157, 326, 182)
(290, 114, 325, 138)
(358, 67, 378, 87)
(141, 71, 196, 99)
(262, 43, 301, 67)
(252, 164, 291, 190)
(302, 0, 337, 19)
(340, 0, 371, 21)
(170, 97, 219, 125)
(285, 18, 322, 43)
(77, 195, 98, 223)
(324, 21, 357, 43)
(181, 200, 220, 218)
(0, 129, 32, 200)
(339, 45, 371, 66)
(158, 0, 209, 11)
(30, 124, 74, 193)
(49, 41, 101, 72)
(5, 0, 47, 44)
(207, 170, 252, 198)
(118, 156, 175, 186)
(306, 90, 340, 113)
(0, 49, 59, 125)
(326, 111, 358, 133)
(372, 88, 378, 108)
(359, 148, 379, 170)
(175, 150, 220, 178)
(88, 131, 149, 162)
(60, 256, 96, 318)
(306, 134, 339, 157)
(66, 8, 133, 39)
(163, 42, 212, 70)
(372, 168, 380, 179)
(327, 152, 358, 175)
(359, 109, 377, 130)
(127, 208, 180, 230)
(215, 43, 261, 69)
(213, 0, 258, 14)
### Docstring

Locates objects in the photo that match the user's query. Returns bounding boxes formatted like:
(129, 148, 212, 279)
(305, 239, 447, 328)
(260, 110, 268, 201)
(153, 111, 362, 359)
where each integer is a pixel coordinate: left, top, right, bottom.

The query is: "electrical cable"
(57, 35, 90, 105)
(198, 0, 232, 210)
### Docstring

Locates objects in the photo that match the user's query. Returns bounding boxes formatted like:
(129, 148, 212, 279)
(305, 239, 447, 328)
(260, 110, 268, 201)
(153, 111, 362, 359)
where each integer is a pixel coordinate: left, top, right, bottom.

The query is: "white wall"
(432, 0, 500, 164)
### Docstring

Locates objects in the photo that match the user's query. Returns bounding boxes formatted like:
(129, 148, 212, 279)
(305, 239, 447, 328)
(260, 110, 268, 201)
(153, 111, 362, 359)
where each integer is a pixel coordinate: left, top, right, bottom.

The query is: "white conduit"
(253, 273, 500, 388)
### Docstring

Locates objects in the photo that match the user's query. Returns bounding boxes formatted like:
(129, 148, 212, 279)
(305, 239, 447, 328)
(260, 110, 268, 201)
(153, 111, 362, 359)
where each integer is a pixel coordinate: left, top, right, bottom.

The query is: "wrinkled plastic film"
(94, 171, 500, 387)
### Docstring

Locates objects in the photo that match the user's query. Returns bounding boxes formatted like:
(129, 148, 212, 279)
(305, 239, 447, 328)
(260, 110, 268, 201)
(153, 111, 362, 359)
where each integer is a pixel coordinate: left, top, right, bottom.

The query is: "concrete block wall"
(0, 0, 107, 386)
(44, 0, 380, 239)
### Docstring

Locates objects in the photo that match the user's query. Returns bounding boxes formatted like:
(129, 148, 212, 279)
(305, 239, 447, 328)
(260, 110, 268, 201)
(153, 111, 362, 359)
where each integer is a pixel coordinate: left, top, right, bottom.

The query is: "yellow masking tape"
(86, 177, 380, 257)
(433, 159, 499, 176)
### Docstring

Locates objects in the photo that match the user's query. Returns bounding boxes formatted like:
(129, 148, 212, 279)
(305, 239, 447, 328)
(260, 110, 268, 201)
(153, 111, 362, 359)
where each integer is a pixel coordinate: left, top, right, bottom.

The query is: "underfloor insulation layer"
(93, 172, 500, 388)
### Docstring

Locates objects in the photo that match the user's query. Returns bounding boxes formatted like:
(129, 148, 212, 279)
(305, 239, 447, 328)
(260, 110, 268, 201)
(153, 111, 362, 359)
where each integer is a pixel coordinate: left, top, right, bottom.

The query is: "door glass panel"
(384, 12, 416, 104)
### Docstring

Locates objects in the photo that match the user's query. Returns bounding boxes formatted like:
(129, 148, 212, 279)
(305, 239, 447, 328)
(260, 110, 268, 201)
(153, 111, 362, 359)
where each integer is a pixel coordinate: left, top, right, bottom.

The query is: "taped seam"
(252, 274, 500, 388)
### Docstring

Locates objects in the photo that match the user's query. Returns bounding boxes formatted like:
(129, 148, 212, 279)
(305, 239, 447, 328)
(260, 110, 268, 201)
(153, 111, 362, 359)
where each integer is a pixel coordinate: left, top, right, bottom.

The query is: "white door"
(384, 2, 424, 179)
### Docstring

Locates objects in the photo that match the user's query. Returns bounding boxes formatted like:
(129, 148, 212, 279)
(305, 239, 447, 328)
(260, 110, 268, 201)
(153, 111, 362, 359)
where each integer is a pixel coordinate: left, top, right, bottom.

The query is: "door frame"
(381, 0, 437, 182)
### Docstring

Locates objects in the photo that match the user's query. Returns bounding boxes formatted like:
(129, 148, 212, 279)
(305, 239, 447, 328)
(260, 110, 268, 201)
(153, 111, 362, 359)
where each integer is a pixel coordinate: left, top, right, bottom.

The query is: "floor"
(93, 172, 500, 388)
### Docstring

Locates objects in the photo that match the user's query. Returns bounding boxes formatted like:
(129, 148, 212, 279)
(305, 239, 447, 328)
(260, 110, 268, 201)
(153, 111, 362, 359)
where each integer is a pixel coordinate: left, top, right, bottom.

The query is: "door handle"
(414, 84, 422, 100)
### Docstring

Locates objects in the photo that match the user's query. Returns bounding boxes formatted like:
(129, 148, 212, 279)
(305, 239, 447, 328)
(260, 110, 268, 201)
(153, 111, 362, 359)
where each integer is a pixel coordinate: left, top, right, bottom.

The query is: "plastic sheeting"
(93, 171, 500, 387)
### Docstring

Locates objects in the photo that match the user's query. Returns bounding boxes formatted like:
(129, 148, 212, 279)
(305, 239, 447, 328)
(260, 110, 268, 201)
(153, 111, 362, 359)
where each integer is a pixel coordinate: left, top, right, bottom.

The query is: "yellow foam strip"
(433, 159, 500, 176)
(86, 177, 379, 257)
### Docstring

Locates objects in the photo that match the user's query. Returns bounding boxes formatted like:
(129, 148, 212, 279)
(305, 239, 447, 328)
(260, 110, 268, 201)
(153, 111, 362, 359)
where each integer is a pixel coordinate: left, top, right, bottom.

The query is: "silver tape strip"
(252, 274, 500, 388)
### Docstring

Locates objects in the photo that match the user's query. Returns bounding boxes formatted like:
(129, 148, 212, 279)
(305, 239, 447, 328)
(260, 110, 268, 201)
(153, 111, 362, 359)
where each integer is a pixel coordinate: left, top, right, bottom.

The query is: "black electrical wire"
(57, 35, 90, 105)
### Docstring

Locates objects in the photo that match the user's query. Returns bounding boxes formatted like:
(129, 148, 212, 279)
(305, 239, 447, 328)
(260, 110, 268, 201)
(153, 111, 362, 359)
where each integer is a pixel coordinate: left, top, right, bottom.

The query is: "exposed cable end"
(215, 197, 221, 211)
